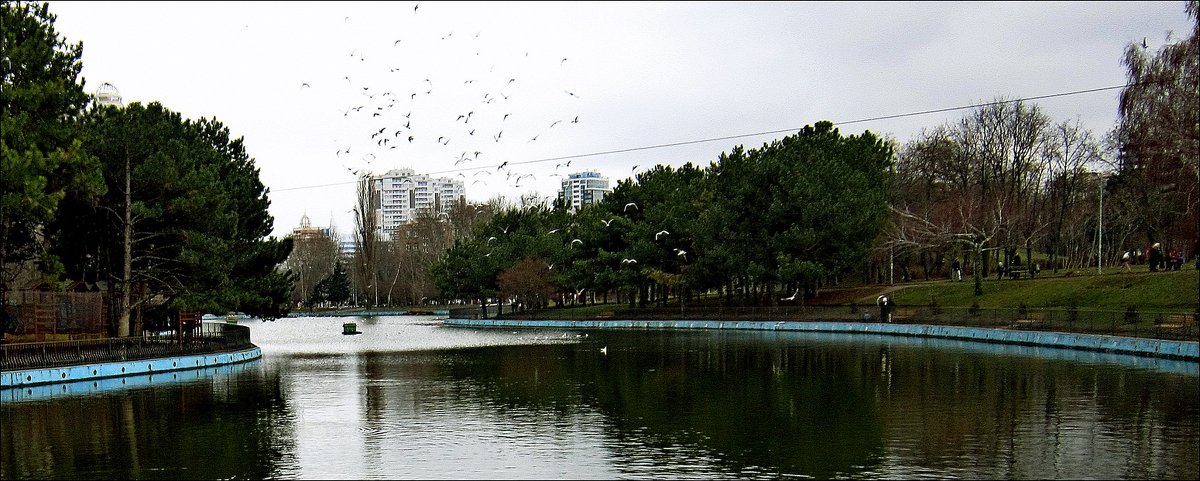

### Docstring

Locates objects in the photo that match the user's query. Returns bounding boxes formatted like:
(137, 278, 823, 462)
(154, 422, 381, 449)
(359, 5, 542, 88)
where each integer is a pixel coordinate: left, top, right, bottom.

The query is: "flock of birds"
(302, 3, 588, 191)
(293, 4, 683, 301)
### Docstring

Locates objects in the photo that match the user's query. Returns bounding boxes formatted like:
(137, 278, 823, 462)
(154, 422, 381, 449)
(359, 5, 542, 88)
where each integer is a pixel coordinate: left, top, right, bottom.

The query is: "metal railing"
(1, 322, 254, 371)
(490, 305, 1198, 341)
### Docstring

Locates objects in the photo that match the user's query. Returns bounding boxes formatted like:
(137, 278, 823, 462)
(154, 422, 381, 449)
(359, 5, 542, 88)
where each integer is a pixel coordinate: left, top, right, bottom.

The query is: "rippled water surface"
(3, 316, 1198, 479)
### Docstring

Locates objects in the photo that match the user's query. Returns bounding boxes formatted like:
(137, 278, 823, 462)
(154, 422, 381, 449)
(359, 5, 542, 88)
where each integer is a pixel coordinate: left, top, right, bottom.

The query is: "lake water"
(3, 315, 1197, 479)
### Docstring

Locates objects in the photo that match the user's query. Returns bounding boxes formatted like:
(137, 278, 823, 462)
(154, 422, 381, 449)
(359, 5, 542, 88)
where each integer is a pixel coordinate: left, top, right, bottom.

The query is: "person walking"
(1149, 243, 1163, 272)
(878, 295, 894, 323)
(951, 258, 962, 281)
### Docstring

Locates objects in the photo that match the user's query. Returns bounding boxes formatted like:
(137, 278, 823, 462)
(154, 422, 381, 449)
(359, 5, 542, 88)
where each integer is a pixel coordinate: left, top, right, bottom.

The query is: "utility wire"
(273, 82, 1139, 193)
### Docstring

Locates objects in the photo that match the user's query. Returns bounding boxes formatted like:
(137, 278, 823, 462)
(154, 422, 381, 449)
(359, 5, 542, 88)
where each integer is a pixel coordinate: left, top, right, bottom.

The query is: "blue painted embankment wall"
(0, 346, 262, 388)
(444, 319, 1199, 361)
(3, 357, 261, 403)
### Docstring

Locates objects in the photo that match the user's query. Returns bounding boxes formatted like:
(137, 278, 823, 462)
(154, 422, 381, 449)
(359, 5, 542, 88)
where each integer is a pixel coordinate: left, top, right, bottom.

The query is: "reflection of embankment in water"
(752, 330, 1199, 376)
(1, 358, 262, 403)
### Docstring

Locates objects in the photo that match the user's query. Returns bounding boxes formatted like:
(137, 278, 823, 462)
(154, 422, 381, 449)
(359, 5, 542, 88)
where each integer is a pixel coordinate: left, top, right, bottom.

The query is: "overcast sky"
(46, 1, 1194, 239)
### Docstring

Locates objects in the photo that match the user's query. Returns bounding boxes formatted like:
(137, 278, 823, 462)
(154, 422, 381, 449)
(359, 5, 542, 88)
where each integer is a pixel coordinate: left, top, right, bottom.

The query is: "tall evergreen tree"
(52, 101, 292, 334)
(1, 1, 103, 311)
(321, 259, 351, 307)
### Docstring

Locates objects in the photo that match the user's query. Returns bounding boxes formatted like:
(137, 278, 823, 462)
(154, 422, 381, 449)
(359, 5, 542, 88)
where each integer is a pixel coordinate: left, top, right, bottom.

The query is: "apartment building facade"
(371, 168, 465, 239)
(558, 171, 610, 212)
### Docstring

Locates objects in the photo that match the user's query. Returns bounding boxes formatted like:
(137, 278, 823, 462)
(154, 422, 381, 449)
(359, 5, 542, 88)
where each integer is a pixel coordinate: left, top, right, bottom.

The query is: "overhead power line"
(274, 82, 1139, 193)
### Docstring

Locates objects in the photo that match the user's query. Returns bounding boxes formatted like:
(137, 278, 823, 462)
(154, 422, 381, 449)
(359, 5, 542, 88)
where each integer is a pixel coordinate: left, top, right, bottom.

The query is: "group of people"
(949, 255, 1047, 282)
(945, 243, 1188, 280)
(1131, 243, 1186, 272)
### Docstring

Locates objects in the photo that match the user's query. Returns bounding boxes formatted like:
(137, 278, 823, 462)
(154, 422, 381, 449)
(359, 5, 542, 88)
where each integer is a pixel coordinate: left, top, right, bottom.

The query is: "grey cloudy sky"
(46, 1, 1194, 239)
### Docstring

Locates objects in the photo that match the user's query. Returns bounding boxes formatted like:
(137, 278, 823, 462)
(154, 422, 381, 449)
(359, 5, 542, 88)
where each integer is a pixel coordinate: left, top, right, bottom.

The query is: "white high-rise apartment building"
(559, 171, 611, 211)
(371, 168, 464, 239)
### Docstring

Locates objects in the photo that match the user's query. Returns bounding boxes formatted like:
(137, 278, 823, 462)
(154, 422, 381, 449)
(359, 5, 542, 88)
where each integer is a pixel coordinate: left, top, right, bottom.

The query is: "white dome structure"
(94, 82, 123, 107)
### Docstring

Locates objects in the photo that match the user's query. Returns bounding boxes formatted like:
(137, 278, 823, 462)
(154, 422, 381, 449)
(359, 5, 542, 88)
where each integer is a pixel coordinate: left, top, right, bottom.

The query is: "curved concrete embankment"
(1, 346, 262, 388)
(3, 357, 261, 402)
(445, 319, 1199, 361)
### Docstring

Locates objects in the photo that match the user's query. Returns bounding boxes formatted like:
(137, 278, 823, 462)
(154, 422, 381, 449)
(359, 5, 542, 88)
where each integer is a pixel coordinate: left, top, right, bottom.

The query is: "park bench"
(1011, 312, 1047, 330)
(595, 311, 615, 320)
(1155, 314, 1191, 336)
(892, 308, 916, 322)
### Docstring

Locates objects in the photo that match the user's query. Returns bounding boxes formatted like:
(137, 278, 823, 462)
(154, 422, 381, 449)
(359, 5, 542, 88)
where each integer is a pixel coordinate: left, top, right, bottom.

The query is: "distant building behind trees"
(370, 168, 465, 240)
(559, 171, 611, 212)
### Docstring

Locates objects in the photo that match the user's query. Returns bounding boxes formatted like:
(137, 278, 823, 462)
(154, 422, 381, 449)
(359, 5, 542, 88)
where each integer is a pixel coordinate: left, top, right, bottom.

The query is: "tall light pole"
(889, 244, 895, 285)
(1097, 173, 1104, 274)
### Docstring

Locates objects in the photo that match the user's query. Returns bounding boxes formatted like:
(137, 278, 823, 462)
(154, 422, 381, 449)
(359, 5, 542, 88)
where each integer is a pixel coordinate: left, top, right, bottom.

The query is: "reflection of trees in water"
(1, 368, 296, 480)
(874, 347, 1199, 479)
(437, 332, 886, 478)
(14, 333, 1190, 479)
(440, 331, 1199, 479)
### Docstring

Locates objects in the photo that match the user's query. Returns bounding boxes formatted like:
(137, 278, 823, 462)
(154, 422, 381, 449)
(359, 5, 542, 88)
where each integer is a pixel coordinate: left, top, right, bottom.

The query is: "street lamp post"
(1098, 173, 1104, 274)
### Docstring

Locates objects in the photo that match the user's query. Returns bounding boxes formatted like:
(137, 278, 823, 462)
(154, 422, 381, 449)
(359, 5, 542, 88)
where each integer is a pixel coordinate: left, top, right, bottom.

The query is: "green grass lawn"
(882, 268, 1198, 314)
(502, 268, 1198, 320)
(364, 267, 1198, 319)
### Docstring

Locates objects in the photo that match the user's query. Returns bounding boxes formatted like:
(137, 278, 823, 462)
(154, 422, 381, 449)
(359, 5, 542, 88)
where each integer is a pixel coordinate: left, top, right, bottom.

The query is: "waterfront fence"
(1, 322, 253, 371)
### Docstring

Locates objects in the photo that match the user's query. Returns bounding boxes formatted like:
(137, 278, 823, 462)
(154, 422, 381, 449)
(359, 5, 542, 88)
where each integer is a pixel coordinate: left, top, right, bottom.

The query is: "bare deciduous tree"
(353, 172, 380, 306)
(281, 226, 339, 308)
(1115, 0, 1198, 255)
